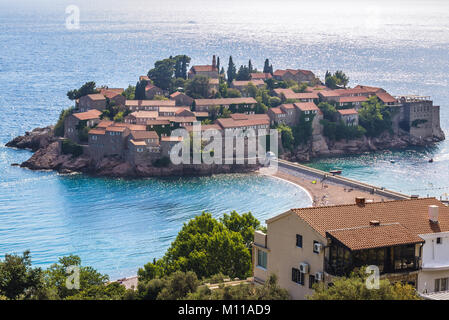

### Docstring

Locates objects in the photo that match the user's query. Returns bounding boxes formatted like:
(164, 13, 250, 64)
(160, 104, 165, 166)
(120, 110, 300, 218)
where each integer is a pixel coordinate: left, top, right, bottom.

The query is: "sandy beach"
(272, 168, 393, 207)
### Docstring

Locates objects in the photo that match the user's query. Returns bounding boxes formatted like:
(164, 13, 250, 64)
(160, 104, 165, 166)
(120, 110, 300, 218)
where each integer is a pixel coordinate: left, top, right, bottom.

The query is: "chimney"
(429, 205, 439, 223)
(212, 55, 216, 69)
(355, 197, 366, 207)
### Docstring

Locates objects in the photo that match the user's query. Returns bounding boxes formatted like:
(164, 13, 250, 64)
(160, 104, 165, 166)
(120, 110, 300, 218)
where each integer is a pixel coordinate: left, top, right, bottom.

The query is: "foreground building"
(253, 198, 449, 299)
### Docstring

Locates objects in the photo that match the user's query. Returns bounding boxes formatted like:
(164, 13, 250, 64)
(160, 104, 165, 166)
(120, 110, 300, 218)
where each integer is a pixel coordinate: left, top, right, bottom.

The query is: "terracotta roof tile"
(292, 198, 449, 239)
(327, 223, 424, 251)
(73, 109, 102, 121)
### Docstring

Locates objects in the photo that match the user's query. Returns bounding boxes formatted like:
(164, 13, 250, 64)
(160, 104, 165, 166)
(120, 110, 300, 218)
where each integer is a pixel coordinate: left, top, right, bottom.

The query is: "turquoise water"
(1, 0, 449, 277)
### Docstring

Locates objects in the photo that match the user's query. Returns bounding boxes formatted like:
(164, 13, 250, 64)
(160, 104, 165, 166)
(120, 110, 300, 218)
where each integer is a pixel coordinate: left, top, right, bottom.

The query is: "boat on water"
(329, 169, 342, 175)
(390, 160, 396, 164)
(429, 158, 434, 163)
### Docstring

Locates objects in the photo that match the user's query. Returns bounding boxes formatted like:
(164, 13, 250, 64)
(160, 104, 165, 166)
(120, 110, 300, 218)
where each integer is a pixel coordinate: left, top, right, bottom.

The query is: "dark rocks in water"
(6, 126, 56, 151)
(11, 163, 20, 166)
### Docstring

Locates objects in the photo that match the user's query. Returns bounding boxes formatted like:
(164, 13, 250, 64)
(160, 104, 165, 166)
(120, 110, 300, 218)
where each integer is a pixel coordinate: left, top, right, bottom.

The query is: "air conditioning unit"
(299, 262, 309, 274)
(315, 272, 324, 281)
(314, 242, 323, 253)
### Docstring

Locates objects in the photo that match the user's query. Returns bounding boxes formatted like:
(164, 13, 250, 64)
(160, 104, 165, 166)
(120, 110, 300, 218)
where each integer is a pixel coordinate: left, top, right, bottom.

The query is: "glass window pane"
(435, 279, 441, 292)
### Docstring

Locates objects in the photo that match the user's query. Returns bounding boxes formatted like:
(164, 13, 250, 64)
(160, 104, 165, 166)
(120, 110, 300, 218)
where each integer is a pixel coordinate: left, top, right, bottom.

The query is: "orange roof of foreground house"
(291, 198, 449, 240)
(73, 109, 102, 121)
(327, 223, 424, 251)
(294, 102, 319, 112)
(106, 126, 127, 133)
(338, 108, 358, 115)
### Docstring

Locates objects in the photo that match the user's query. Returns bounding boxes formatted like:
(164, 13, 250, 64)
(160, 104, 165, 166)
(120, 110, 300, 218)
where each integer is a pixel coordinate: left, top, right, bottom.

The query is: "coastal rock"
(6, 126, 55, 151)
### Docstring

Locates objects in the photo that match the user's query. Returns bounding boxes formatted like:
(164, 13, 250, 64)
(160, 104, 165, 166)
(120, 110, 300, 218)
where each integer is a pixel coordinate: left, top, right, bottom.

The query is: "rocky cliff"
(282, 130, 445, 162)
(7, 128, 260, 178)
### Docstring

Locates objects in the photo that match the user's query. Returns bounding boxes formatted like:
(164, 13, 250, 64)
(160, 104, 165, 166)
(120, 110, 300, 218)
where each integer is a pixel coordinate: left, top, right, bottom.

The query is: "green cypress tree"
(227, 56, 236, 83)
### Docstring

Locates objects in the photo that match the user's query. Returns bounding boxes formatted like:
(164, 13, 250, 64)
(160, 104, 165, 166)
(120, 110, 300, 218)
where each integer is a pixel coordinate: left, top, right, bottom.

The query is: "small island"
(7, 55, 445, 177)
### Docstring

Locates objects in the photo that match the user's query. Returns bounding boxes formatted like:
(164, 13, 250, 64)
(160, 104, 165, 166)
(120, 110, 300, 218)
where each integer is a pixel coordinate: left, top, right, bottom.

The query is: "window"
(313, 240, 320, 254)
(292, 268, 304, 285)
(437, 237, 442, 244)
(257, 249, 267, 269)
(435, 278, 449, 292)
(296, 234, 303, 248)
(309, 275, 316, 289)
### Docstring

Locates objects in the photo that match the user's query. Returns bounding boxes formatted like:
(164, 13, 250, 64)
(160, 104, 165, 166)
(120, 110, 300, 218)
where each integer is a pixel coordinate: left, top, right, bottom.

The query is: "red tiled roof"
(294, 102, 319, 111)
(129, 111, 158, 119)
(216, 114, 270, 129)
(96, 120, 114, 129)
(89, 129, 106, 135)
(338, 96, 368, 103)
(99, 88, 124, 99)
(250, 73, 272, 80)
(232, 80, 265, 87)
(146, 120, 171, 126)
(86, 93, 106, 101)
(73, 109, 102, 121)
(376, 92, 397, 103)
(125, 100, 175, 107)
(130, 130, 159, 140)
(269, 107, 285, 115)
(291, 198, 449, 239)
(114, 123, 147, 131)
(327, 223, 424, 251)
(191, 65, 218, 72)
(338, 108, 358, 115)
(194, 98, 257, 106)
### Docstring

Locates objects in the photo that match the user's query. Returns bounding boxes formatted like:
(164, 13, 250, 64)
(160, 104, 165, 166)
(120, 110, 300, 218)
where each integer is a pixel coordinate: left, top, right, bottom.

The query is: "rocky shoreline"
(281, 130, 445, 162)
(6, 126, 445, 177)
(5, 126, 260, 178)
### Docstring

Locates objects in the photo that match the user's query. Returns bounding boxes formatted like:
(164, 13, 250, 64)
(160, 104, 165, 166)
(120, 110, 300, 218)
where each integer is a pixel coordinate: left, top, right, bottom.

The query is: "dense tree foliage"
(0, 251, 44, 300)
(308, 268, 420, 300)
(185, 75, 210, 98)
(187, 274, 289, 300)
(54, 107, 74, 137)
(236, 65, 251, 81)
(67, 81, 98, 100)
(147, 55, 191, 91)
(325, 71, 349, 89)
(358, 96, 393, 137)
(122, 85, 136, 100)
(138, 211, 265, 283)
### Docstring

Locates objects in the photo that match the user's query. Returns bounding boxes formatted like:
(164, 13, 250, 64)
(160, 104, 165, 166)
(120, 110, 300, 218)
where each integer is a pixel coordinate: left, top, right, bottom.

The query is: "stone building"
(273, 69, 316, 83)
(78, 94, 107, 112)
(338, 109, 359, 126)
(188, 55, 219, 79)
(170, 91, 194, 107)
(64, 109, 102, 143)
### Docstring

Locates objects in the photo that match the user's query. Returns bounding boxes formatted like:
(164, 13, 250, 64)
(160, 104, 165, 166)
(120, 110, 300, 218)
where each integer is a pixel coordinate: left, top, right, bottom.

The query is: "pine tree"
(216, 57, 220, 72)
(227, 56, 236, 83)
(248, 60, 253, 73)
